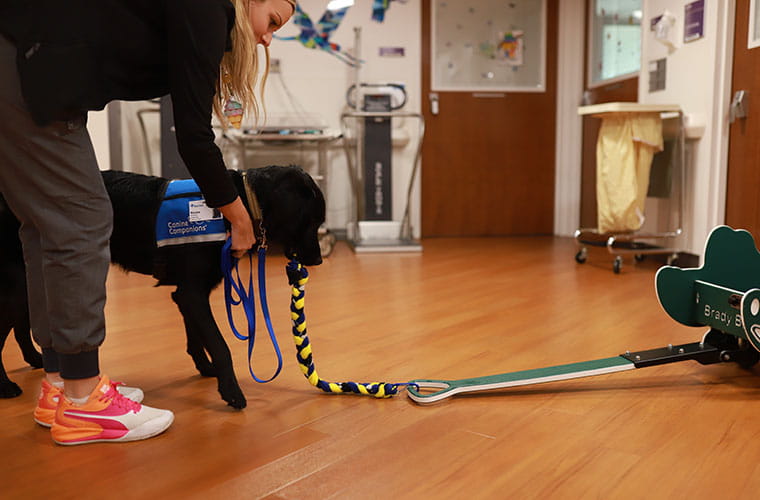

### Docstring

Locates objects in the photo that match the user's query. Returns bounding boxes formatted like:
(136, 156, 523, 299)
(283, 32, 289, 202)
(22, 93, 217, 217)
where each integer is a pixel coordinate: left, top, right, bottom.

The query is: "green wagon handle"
(407, 357, 635, 404)
(407, 334, 760, 405)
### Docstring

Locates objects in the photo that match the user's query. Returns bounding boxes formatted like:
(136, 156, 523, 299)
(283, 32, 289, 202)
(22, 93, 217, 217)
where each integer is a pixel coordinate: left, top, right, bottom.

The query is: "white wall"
(638, 0, 734, 256)
(554, 0, 585, 237)
(87, 109, 110, 171)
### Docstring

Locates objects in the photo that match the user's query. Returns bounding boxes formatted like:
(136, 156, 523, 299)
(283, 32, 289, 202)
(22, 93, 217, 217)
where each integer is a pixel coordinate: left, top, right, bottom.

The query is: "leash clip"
(257, 220, 267, 250)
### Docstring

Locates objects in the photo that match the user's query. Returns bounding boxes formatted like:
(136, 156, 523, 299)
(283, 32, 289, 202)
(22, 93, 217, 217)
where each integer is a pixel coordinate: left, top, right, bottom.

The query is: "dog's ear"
(292, 168, 322, 201)
(266, 166, 322, 203)
(248, 167, 275, 201)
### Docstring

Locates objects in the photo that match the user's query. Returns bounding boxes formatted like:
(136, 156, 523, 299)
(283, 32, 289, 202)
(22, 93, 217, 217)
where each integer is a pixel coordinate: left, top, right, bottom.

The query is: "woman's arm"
(218, 196, 256, 258)
(166, 0, 254, 256)
(166, 0, 237, 207)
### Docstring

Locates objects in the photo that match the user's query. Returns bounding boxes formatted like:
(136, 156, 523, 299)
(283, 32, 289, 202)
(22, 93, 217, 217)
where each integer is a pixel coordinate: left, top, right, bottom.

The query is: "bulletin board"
(431, 0, 547, 92)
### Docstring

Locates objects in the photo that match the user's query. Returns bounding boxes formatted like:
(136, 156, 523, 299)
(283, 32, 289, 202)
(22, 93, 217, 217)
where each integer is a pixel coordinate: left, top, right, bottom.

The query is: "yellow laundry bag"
(595, 112, 663, 233)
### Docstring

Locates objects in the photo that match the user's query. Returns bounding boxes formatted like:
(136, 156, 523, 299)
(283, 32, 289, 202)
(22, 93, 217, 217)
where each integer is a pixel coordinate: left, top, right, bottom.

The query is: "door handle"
(730, 90, 748, 123)
(429, 93, 439, 116)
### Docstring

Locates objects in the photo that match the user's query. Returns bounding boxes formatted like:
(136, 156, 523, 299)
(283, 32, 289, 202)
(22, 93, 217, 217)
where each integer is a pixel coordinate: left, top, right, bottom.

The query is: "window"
(750, 0, 760, 49)
(588, 0, 642, 87)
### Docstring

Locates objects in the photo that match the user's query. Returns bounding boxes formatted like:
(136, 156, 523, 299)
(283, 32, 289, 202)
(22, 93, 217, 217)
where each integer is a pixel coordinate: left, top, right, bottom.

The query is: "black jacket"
(0, 0, 238, 208)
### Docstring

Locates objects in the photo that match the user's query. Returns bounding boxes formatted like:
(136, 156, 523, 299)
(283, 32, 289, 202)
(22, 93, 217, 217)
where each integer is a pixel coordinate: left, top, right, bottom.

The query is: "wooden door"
(420, 0, 558, 237)
(578, 0, 638, 229)
(726, 0, 760, 238)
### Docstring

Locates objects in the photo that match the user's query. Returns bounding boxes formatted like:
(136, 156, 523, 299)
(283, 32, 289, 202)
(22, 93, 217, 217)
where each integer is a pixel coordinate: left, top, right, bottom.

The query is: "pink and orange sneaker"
(33, 377, 145, 428)
(50, 375, 173, 445)
(34, 379, 64, 428)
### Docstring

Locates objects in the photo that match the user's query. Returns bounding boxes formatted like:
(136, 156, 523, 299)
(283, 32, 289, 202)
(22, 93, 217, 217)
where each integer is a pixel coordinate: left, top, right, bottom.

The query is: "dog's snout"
(285, 246, 322, 266)
(296, 252, 322, 266)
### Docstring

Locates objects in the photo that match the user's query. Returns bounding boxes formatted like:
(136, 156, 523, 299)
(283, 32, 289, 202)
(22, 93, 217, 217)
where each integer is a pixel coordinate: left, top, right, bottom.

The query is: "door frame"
(554, 0, 643, 237)
(553, 0, 585, 236)
(704, 1, 736, 245)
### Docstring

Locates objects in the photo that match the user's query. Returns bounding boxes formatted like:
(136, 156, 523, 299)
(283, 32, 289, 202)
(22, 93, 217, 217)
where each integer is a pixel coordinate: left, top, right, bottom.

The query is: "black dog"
(0, 166, 325, 408)
(0, 195, 41, 398)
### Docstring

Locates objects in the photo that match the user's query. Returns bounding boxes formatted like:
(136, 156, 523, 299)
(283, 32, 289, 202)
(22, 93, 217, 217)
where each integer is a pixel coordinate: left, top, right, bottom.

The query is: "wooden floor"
(3, 237, 760, 499)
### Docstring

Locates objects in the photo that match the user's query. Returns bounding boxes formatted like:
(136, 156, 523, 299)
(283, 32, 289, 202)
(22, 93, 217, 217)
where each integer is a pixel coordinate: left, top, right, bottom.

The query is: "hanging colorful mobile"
(371, 0, 391, 22)
(275, 3, 361, 67)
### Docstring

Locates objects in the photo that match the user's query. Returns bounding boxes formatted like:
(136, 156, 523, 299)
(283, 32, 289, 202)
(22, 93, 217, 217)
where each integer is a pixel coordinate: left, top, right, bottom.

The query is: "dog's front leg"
(171, 285, 246, 409)
(181, 315, 217, 378)
(12, 308, 42, 370)
(0, 321, 23, 398)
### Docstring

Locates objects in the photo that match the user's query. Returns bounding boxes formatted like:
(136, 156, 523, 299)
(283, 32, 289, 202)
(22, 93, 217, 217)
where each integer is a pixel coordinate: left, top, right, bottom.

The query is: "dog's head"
(241, 166, 325, 266)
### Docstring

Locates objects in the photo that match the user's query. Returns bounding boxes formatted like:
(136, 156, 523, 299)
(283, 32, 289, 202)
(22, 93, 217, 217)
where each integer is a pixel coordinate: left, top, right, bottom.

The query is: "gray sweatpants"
(0, 35, 112, 376)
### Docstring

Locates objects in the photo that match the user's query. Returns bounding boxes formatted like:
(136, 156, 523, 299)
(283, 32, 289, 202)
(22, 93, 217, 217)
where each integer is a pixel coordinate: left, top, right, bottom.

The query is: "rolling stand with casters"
(574, 103, 686, 273)
(340, 105, 425, 253)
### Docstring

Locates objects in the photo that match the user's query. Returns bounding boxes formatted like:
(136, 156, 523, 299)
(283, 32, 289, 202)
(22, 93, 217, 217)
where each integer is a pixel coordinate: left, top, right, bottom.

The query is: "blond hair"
(214, 0, 297, 128)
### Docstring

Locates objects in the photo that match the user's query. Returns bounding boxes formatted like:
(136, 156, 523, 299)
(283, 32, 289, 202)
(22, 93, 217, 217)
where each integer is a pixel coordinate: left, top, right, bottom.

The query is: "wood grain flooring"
(3, 237, 760, 499)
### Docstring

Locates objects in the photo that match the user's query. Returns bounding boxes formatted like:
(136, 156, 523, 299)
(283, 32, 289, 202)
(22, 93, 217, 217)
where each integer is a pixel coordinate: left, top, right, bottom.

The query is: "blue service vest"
(155, 179, 227, 247)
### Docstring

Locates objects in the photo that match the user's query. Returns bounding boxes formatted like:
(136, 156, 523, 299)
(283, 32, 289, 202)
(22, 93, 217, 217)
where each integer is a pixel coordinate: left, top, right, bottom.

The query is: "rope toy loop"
(286, 259, 413, 398)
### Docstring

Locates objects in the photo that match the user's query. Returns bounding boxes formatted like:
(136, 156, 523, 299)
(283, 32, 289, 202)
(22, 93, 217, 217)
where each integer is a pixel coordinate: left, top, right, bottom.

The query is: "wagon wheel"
(613, 256, 623, 274)
(575, 247, 587, 264)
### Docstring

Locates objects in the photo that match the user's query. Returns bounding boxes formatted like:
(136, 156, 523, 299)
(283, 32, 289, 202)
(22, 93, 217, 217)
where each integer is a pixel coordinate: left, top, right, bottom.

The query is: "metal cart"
(574, 103, 686, 273)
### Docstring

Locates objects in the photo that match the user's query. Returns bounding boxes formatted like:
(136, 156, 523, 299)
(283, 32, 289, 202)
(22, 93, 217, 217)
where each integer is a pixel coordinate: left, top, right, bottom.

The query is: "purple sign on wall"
(684, 0, 705, 43)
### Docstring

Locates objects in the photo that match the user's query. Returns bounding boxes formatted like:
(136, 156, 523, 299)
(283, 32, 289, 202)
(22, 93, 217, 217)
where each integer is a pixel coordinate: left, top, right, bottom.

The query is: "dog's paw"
(23, 351, 43, 369)
(0, 381, 22, 398)
(218, 379, 247, 409)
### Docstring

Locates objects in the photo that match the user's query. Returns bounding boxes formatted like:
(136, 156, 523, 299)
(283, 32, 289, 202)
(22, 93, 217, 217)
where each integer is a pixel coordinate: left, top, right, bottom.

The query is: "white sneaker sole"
(53, 412, 174, 446)
(34, 417, 52, 428)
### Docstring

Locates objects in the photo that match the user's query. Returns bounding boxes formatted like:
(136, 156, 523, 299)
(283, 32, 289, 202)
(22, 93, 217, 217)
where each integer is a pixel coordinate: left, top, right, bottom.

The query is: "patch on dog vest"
(155, 180, 227, 247)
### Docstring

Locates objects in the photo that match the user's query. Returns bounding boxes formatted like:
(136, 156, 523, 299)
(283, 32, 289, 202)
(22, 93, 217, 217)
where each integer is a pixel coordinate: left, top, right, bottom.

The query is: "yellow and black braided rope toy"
(286, 260, 413, 398)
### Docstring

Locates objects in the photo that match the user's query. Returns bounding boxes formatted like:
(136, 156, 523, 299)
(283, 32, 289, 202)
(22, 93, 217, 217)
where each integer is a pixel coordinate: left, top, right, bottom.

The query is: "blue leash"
(221, 238, 283, 383)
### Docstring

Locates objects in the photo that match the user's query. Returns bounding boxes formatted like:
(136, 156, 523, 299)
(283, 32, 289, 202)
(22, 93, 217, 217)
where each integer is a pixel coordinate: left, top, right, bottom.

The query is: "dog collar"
(241, 170, 266, 247)
(241, 170, 263, 220)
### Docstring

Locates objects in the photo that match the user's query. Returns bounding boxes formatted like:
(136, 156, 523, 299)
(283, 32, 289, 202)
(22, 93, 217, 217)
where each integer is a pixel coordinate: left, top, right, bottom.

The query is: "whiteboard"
(431, 0, 547, 92)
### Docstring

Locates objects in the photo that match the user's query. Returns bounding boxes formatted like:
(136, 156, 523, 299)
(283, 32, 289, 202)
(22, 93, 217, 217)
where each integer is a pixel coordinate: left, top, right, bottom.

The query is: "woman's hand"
(218, 196, 255, 259)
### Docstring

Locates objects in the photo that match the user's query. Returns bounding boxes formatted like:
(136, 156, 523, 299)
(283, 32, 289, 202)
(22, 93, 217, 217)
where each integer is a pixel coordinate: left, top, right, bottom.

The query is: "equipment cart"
(340, 110, 425, 253)
(575, 102, 686, 273)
